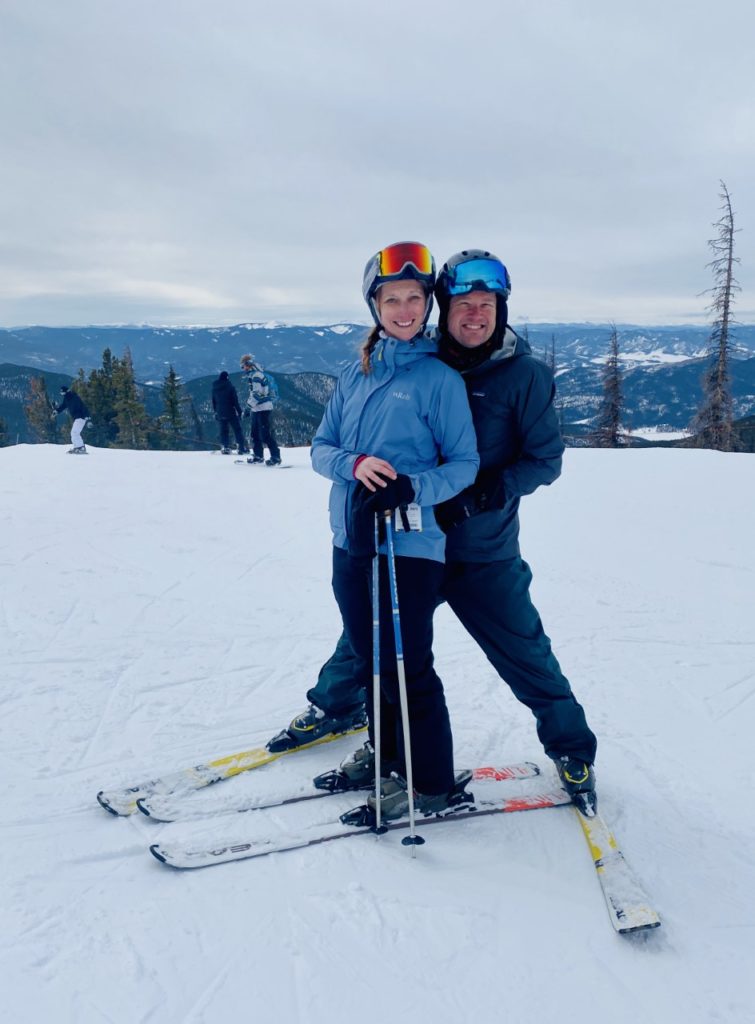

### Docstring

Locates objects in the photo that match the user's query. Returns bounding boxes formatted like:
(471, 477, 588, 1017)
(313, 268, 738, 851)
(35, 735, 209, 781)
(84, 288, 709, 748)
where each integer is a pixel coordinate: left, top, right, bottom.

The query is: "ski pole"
(383, 510, 425, 852)
(371, 512, 385, 833)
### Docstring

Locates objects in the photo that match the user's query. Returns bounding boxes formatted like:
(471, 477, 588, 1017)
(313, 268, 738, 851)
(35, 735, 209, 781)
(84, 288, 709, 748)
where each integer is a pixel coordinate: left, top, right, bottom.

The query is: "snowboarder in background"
(211, 371, 248, 455)
(54, 385, 90, 454)
(240, 354, 281, 466)
(269, 249, 598, 815)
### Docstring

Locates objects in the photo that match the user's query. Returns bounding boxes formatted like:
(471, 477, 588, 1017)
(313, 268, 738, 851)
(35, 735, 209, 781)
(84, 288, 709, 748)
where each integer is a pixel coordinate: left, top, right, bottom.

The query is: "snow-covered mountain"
(2, 322, 755, 379)
(0, 323, 366, 380)
(2, 443, 754, 1023)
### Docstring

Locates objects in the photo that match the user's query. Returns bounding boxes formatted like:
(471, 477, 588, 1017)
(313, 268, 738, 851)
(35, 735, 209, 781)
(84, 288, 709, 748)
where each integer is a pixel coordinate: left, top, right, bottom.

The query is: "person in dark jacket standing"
(54, 386, 90, 454)
(269, 249, 598, 815)
(211, 371, 247, 455)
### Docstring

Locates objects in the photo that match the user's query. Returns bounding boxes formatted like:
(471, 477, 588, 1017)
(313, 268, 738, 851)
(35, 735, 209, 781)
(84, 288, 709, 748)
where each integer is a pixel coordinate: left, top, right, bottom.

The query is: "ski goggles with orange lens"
(444, 256, 511, 298)
(377, 241, 434, 278)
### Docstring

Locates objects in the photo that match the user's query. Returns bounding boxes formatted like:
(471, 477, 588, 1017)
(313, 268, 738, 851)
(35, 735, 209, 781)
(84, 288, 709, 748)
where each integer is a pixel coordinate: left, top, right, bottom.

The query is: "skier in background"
(240, 354, 281, 466)
(54, 385, 90, 454)
(211, 371, 247, 455)
(269, 249, 598, 815)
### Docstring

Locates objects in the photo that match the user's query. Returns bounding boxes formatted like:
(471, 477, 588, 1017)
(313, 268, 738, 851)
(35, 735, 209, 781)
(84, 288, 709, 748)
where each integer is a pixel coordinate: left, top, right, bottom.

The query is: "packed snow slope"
(2, 443, 754, 1024)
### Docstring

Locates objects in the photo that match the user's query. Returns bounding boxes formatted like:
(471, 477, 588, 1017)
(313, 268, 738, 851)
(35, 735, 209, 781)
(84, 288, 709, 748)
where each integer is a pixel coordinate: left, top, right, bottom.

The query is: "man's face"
(447, 291, 497, 348)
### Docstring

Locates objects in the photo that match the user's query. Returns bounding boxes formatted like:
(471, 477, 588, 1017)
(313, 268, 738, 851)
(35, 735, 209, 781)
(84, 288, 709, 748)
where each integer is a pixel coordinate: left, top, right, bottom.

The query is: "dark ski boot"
(313, 741, 376, 792)
(266, 703, 368, 754)
(554, 756, 597, 816)
(341, 769, 476, 827)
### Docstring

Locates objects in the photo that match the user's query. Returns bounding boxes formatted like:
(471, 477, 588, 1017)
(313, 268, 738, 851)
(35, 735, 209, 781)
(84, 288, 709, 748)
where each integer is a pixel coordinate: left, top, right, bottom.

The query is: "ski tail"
(575, 808, 661, 933)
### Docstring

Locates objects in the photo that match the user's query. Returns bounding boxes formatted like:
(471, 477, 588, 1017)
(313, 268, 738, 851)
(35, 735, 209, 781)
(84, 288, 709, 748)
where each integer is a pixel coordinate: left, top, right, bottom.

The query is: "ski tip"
(96, 791, 127, 816)
(136, 798, 153, 818)
(149, 844, 168, 864)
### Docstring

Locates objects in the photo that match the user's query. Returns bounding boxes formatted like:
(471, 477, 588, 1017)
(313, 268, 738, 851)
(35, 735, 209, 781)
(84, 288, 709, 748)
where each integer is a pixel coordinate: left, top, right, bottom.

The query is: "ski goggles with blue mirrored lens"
(377, 241, 434, 278)
(445, 257, 511, 298)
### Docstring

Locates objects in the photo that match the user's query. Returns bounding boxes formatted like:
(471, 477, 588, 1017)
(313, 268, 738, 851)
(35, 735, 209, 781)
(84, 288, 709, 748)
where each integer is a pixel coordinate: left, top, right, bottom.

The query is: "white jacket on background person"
(244, 365, 274, 414)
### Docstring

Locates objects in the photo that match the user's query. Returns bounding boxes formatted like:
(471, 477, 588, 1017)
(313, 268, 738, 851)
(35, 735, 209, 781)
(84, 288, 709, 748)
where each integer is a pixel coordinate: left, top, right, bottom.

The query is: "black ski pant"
(330, 546, 454, 795)
(219, 414, 246, 452)
(310, 555, 597, 765)
(251, 411, 280, 461)
(441, 559, 597, 764)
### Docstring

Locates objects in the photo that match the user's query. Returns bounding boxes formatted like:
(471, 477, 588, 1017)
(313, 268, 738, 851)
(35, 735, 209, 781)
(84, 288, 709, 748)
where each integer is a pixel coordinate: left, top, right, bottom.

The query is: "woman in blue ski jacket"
(311, 241, 479, 818)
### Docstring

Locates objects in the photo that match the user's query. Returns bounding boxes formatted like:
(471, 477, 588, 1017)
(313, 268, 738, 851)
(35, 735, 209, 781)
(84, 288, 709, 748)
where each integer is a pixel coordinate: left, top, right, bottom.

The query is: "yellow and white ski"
(575, 808, 661, 933)
(96, 726, 367, 817)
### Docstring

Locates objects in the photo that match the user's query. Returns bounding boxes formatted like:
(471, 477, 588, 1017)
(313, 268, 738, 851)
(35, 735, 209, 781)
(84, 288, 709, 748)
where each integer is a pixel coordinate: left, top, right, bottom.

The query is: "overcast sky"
(1, 0, 754, 327)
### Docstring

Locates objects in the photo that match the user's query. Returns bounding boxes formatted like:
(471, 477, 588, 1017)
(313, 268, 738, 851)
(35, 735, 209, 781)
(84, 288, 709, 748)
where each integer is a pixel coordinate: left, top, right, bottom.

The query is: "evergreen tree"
(76, 349, 119, 447)
(160, 365, 186, 449)
(690, 181, 740, 451)
(0, 415, 9, 446)
(594, 325, 623, 448)
(112, 348, 151, 449)
(25, 376, 65, 443)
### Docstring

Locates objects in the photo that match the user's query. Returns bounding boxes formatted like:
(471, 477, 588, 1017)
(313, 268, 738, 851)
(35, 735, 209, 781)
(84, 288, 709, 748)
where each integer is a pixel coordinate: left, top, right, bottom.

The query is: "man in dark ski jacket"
(54, 385, 90, 454)
(211, 371, 248, 455)
(268, 250, 598, 813)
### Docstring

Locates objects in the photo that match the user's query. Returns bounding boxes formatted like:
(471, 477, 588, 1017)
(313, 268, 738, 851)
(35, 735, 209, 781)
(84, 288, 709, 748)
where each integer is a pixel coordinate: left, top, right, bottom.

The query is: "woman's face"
(375, 279, 427, 341)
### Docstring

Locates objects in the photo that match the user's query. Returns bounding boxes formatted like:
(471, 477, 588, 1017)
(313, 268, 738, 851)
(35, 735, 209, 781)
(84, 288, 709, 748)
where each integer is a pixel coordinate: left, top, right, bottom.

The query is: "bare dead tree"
(594, 324, 623, 447)
(690, 181, 740, 451)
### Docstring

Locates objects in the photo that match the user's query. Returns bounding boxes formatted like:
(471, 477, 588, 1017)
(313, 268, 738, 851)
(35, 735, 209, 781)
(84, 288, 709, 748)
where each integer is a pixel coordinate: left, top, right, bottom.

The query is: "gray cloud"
(1, 0, 753, 326)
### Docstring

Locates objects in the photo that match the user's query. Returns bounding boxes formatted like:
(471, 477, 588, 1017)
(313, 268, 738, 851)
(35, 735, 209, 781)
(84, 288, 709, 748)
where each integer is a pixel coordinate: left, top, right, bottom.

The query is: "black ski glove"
(362, 474, 414, 513)
(434, 487, 477, 533)
(434, 468, 507, 534)
(348, 476, 415, 557)
(473, 467, 507, 512)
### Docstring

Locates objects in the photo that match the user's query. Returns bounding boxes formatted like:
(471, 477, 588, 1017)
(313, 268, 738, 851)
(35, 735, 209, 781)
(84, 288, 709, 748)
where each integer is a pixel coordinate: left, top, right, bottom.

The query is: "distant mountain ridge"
(0, 323, 365, 381)
(2, 321, 755, 444)
(2, 321, 755, 381)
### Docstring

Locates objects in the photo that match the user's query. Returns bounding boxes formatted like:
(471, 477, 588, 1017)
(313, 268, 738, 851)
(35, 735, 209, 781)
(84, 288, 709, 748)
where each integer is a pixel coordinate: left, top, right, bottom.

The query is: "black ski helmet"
(435, 249, 512, 358)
